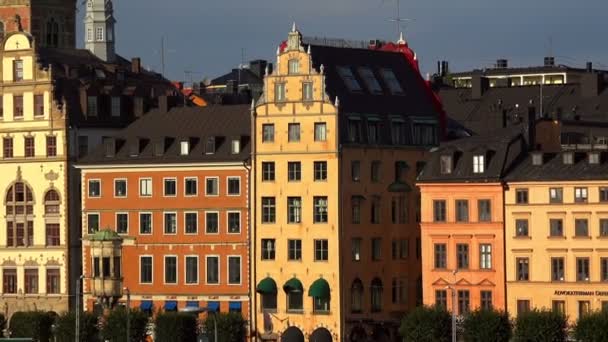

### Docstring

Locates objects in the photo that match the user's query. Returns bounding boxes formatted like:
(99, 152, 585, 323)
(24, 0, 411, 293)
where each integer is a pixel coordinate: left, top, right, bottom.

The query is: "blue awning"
(164, 301, 177, 311)
(207, 301, 220, 312)
(186, 301, 199, 308)
(140, 300, 153, 311)
(229, 302, 241, 312)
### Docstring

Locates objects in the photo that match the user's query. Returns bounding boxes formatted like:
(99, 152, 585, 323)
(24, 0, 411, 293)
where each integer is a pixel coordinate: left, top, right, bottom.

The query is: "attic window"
(288, 59, 299, 74)
(206, 137, 216, 154)
(440, 155, 452, 174)
(381, 69, 404, 95)
(589, 152, 600, 164)
(532, 153, 543, 166)
(473, 155, 485, 173)
(357, 67, 383, 94)
(231, 139, 240, 154)
(180, 141, 189, 155)
(336, 66, 362, 92)
(562, 152, 573, 165)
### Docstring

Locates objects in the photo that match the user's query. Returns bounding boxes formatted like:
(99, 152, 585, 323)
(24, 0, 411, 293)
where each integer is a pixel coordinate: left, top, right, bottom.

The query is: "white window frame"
(111, 96, 121, 117)
(275, 83, 286, 102)
(205, 177, 219, 196)
(163, 255, 178, 285)
(205, 211, 220, 235)
(480, 244, 492, 269)
(115, 212, 129, 235)
(226, 176, 241, 196)
(95, 27, 104, 41)
(88, 179, 101, 198)
(205, 255, 220, 285)
(113, 178, 127, 198)
(227, 255, 242, 285)
(473, 155, 485, 173)
(184, 255, 199, 285)
(163, 177, 177, 197)
(139, 255, 153, 285)
(180, 141, 189, 155)
(184, 211, 199, 235)
(231, 139, 240, 154)
(226, 211, 241, 234)
(303, 82, 313, 101)
(139, 211, 153, 235)
(163, 211, 177, 235)
(86, 27, 93, 42)
(139, 177, 152, 197)
(184, 177, 198, 197)
(87, 212, 100, 233)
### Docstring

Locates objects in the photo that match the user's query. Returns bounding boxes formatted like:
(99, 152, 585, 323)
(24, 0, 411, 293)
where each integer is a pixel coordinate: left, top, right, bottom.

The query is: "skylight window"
(381, 69, 404, 95)
(358, 67, 383, 94)
(336, 66, 362, 92)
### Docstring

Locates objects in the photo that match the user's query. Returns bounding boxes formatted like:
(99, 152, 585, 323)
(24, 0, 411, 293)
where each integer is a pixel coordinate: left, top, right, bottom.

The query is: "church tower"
(84, 0, 115, 62)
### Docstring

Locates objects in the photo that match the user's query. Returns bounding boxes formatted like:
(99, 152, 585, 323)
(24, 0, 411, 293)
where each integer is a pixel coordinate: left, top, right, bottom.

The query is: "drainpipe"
(249, 99, 258, 340)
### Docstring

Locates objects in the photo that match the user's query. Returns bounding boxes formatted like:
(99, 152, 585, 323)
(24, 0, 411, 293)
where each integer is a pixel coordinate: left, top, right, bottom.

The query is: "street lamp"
(180, 306, 217, 342)
(123, 287, 131, 342)
(75, 275, 85, 342)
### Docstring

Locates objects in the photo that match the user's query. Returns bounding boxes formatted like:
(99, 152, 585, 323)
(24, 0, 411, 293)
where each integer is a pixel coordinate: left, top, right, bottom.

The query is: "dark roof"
(506, 150, 608, 182)
(450, 64, 605, 78)
(210, 68, 263, 86)
(79, 105, 251, 165)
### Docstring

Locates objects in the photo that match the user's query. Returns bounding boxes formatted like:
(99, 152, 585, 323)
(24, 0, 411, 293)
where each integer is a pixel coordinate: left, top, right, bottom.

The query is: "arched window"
(44, 189, 61, 246)
(351, 278, 363, 313)
(5, 182, 34, 247)
(46, 18, 59, 47)
(0, 21, 5, 40)
(44, 189, 60, 215)
(371, 277, 383, 312)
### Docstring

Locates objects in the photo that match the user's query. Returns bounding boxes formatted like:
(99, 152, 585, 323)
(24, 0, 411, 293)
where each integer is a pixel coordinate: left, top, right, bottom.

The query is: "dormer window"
(473, 155, 485, 173)
(563, 152, 573, 165)
(440, 155, 453, 174)
(288, 59, 299, 74)
(231, 139, 240, 154)
(180, 141, 189, 155)
(589, 152, 600, 164)
(532, 153, 543, 166)
(206, 137, 216, 154)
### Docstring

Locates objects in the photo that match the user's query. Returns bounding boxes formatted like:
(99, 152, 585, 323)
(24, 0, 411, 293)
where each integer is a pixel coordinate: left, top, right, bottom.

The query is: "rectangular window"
(303, 82, 313, 101)
(45, 136, 57, 157)
(227, 177, 240, 195)
(600, 219, 608, 237)
(577, 258, 590, 282)
(116, 213, 128, 234)
(262, 162, 275, 181)
(516, 219, 529, 237)
(400, 239, 409, 259)
(205, 212, 219, 234)
(185, 212, 198, 234)
(184, 178, 198, 196)
(13, 60, 23, 81)
(262, 197, 276, 223)
(550, 219, 563, 237)
(13, 95, 23, 119)
(205, 178, 219, 196)
(164, 256, 177, 284)
(206, 256, 219, 284)
(473, 155, 485, 173)
(352, 238, 361, 261)
(575, 219, 589, 237)
(481, 291, 493, 310)
(24, 269, 38, 294)
(288, 162, 301, 182)
(552, 257, 565, 281)
(46, 269, 60, 294)
(602, 258, 608, 282)
(139, 213, 152, 234)
(552, 300, 565, 315)
(348, 118, 362, 143)
(478, 200, 491, 222)
(440, 155, 452, 174)
(458, 290, 470, 315)
(314, 240, 329, 261)
(575, 187, 588, 203)
(95, 27, 104, 40)
(231, 139, 240, 154)
(275, 83, 286, 101)
(164, 178, 177, 196)
(391, 120, 406, 144)
(3, 269, 16, 294)
(262, 124, 274, 142)
(185, 256, 198, 284)
(87, 213, 99, 233)
(433, 200, 446, 222)
(599, 187, 608, 203)
(288, 123, 300, 142)
(3, 137, 13, 158)
(456, 200, 469, 222)
(371, 238, 382, 261)
(435, 290, 447, 309)
(579, 301, 591, 318)
(351, 196, 361, 224)
(78, 136, 88, 158)
(0, 95, 3, 118)
(314, 122, 326, 141)
(140, 256, 152, 284)
(457, 244, 469, 269)
(261, 239, 275, 260)
(337, 66, 362, 91)
(139, 178, 152, 197)
(45, 224, 60, 246)
(111, 97, 121, 117)
(371, 198, 380, 224)
(24, 136, 34, 157)
(288, 239, 302, 261)
(228, 212, 240, 234)
(228, 256, 241, 284)
(34, 94, 44, 116)
(358, 67, 383, 94)
(434, 244, 447, 268)
(550, 188, 563, 203)
(368, 119, 379, 144)
(351, 161, 361, 182)
(114, 179, 127, 197)
(517, 300, 530, 315)
(314, 161, 327, 181)
(516, 189, 529, 204)
(287, 197, 302, 223)
(371, 161, 381, 182)
(480, 244, 492, 269)
(313, 196, 328, 223)
(517, 258, 529, 281)
(87, 96, 98, 116)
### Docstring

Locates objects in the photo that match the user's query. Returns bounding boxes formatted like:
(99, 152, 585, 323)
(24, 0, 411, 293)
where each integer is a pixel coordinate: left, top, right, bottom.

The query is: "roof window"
(381, 69, 404, 95)
(231, 139, 240, 154)
(206, 137, 216, 154)
(589, 152, 600, 164)
(336, 66, 362, 92)
(180, 141, 189, 156)
(531, 153, 543, 166)
(562, 152, 573, 165)
(440, 155, 452, 174)
(357, 67, 383, 94)
(473, 155, 485, 173)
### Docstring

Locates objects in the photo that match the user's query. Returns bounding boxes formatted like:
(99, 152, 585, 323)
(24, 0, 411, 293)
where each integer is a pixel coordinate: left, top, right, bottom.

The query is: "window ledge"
(513, 236, 532, 239)
(547, 236, 566, 239)
(572, 236, 592, 240)
(286, 309, 304, 314)
(313, 311, 331, 315)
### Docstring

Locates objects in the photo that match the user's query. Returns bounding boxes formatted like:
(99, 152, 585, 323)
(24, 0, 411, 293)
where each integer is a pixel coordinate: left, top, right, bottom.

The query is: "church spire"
(84, 0, 116, 62)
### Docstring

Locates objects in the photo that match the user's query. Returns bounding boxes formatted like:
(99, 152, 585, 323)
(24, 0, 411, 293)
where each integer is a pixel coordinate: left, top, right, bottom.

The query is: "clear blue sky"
(78, 0, 608, 82)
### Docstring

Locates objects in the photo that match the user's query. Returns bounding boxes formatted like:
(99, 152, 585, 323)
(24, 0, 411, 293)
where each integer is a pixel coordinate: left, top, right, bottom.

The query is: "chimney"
(582, 72, 602, 98)
(442, 61, 449, 76)
(472, 75, 490, 100)
(544, 57, 555, 67)
(131, 57, 141, 74)
(528, 106, 537, 150)
(496, 59, 508, 69)
(159, 95, 168, 113)
(587, 62, 593, 73)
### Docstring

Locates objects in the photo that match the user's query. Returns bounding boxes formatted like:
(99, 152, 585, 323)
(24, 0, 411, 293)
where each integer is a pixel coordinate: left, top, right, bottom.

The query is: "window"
(262, 124, 274, 142)
(205, 177, 218, 196)
(231, 139, 240, 154)
(550, 188, 563, 203)
(478, 200, 491, 222)
(24, 136, 34, 157)
(205, 212, 218, 234)
(287, 197, 302, 223)
(288, 162, 301, 181)
(45, 224, 60, 246)
(314, 296, 330, 314)
(228, 212, 240, 233)
(481, 291, 493, 310)
(227, 177, 240, 195)
(0, 95, 3, 119)
(111, 97, 121, 117)
(13, 95, 23, 118)
(371, 161, 381, 182)
(575, 219, 589, 237)
(551, 257, 565, 281)
(139, 178, 152, 197)
(46, 269, 60, 294)
(78, 136, 88, 158)
(516, 189, 529, 204)
(579, 301, 591, 318)
(262, 292, 277, 311)
(34, 94, 44, 116)
(601, 219, 608, 237)
(351, 196, 362, 224)
(480, 244, 492, 269)
(532, 153, 543, 165)
(456, 200, 469, 222)
(261, 239, 275, 260)
(288, 59, 299, 74)
(262, 162, 275, 181)
(206, 256, 219, 284)
(3, 269, 16, 294)
(178, 141, 189, 155)
(371, 198, 380, 224)
(517, 300, 530, 314)
(228, 256, 241, 285)
(434, 244, 447, 269)
(381, 69, 404, 94)
(575, 187, 588, 203)
(358, 67, 383, 94)
(164, 178, 176, 196)
(458, 290, 470, 315)
(563, 153, 573, 164)
(314, 122, 327, 141)
(516, 219, 529, 237)
(303, 82, 313, 101)
(13, 60, 23, 81)
(351, 238, 361, 261)
(351, 161, 360, 181)
(337, 66, 362, 92)
(399, 239, 409, 259)
(552, 300, 565, 315)
(288, 123, 300, 142)
(315, 240, 328, 261)
(314, 161, 327, 181)
(577, 258, 590, 282)
(435, 290, 447, 309)
(288, 239, 302, 261)
(371, 238, 382, 261)
(601, 187, 608, 202)
(163, 213, 177, 234)
(116, 213, 128, 234)
(86, 96, 98, 117)
(24, 269, 38, 294)
(87, 213, 99, 233)
(517, 258, 529, 281)
(184, 178, 197, 196)
(440, 155, 452, 174)
(6, 183, 34, 246)
(114, 179, 127, 197)
(590, 152, 600, 164)
(473, 155, 485, 173)
(313, 196, 328, 223)
(371, 278, 383, 312)
(43, 189, 60, 215)
(262, 197, 276, 223)
(366, 120, 380, 144)
(95, 27, 104, 41)
(185, 212, 198, 234)
(348, 118, 362, 143)
(205, 138, 216, 154)
(88, 180, 100, 200)
(550, 219, 563, 237)
(456, 244, 469, 269)
(139, 213, 152, 234)
(602, 258, 608, 282)
(86, 27, 93, 41)
(3, 137, 13, 158)
(351, 279, 363, 313)
(434, 200, 446, 222)
(275, 83, 286, 101)
(391, 120, 406, 145)
(185, 256, 198, 284)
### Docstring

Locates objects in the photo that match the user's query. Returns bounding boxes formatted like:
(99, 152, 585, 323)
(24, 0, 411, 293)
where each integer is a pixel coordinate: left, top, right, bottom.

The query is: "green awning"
(283, 277, 303, 293)
(308, 278, 330, 299)
(256, 277, 277, 294)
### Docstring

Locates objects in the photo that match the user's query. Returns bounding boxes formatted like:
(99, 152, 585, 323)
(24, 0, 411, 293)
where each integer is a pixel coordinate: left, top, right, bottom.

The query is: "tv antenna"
(388, 0, 413, 39)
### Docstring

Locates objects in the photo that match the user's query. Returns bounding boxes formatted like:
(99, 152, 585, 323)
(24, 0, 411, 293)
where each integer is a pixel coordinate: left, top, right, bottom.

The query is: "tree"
(462, 309, 511, 342)
(53, 311, 100, 342)
(154, 312, 198, 342)
(399, 306, 452, 342)
(573, 310, 608, 341)
(9, 311, 55, 342)
(202, 312, 245, 342)
(513, 309, 568, 342)
(100, 307, 149, 342)
(0, 313, 6, 335)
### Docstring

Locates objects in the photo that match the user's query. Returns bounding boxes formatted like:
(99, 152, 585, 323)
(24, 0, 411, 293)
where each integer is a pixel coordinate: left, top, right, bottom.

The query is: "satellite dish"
(263, 312, 273, 333)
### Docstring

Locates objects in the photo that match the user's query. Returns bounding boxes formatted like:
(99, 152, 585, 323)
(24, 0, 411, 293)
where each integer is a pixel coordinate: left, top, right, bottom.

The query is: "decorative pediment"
(2, 259, 16, 267)
(477, 278, 496, 286)
(432, 278, 450, 286)
(455, 278, 472, 286)
(24, 259, 39, 267)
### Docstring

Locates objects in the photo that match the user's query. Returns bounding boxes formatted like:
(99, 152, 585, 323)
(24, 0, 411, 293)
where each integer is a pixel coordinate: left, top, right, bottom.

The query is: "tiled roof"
(505, 150, 608, 182)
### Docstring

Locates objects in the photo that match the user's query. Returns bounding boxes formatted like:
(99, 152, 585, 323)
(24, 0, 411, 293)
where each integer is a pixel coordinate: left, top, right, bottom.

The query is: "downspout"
(335, 99, 345, 341)
(249, 99, 257, 340)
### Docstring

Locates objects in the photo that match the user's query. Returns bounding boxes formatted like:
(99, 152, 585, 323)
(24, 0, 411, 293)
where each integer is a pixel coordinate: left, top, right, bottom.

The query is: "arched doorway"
(281, 326, 304, 342)
(349, 326, 367, 342)
(309, 327, 332, 342)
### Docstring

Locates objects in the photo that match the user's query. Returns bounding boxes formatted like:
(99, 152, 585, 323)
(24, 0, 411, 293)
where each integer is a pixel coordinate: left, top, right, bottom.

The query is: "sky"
(77, 0, 608, 82)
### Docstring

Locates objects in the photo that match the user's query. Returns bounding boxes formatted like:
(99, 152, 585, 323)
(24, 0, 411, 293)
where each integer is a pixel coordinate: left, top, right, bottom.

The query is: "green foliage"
(462, 309, 511, 342)
(573, 310, 608, 342)
(202, 312, 246, 342)
(154, 312, 198, 342)
(53, 311, 100, 342)
(100, 307, 149, 342)
(399, 305, 452, 342)
(0, 313, 6, 334)
(513, 309, 568, 342)
(9, 311, 55, 342)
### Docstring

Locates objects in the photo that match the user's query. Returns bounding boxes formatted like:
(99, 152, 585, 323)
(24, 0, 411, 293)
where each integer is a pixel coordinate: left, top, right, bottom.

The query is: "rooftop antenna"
(388, 0, 413, 40)
(161, 36, 165, 77)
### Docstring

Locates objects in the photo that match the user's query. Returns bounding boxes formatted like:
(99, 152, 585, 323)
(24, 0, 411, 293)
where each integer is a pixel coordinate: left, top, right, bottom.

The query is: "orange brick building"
(77, 105, 251, 319)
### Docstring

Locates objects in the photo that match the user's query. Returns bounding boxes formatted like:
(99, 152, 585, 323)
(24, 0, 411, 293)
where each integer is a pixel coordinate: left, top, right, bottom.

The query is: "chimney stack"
(132, 58, 141, 74)
(544, 57, 555, 67)
(496, 59, 508, 69)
